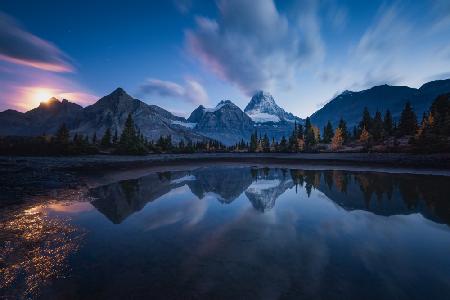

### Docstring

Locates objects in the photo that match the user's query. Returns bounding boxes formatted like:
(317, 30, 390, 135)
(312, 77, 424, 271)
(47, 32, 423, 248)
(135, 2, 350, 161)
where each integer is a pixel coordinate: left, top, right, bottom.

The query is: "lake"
(2, 166, 450, 299)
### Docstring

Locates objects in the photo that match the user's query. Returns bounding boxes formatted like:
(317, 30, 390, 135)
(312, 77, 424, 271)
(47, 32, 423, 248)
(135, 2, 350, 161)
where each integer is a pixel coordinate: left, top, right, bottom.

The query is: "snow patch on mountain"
(246, 179, 281, 194)
(171, 120, 197, 129)
(247, 111, 280, 123)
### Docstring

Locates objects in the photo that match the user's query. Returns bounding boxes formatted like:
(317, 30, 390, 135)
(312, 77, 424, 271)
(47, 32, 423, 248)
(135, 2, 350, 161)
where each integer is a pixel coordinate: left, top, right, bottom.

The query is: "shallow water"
(2, 166, 450, 299)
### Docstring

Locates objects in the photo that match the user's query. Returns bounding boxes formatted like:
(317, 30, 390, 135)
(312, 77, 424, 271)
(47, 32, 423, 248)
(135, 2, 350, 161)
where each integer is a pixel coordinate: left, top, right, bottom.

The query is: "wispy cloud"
(139, 78, 208, 105)
(185, 0, 324, 96)
(0, 11, 73, 72)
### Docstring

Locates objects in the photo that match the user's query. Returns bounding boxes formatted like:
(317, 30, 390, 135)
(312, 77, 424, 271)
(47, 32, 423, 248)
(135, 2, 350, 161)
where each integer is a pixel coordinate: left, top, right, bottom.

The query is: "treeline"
(236, 93, 450, 153)
(0, 113, 226, 156)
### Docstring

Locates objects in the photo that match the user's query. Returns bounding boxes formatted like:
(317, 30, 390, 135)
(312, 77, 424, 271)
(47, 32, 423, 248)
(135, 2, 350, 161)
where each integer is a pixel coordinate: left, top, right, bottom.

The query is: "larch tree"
(331, 127, 344, 151)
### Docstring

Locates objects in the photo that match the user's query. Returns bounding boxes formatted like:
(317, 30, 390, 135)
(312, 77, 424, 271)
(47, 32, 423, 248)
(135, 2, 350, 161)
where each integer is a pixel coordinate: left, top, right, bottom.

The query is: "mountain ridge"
(1, 78, 449, 144)
(310, 79, 450, 131)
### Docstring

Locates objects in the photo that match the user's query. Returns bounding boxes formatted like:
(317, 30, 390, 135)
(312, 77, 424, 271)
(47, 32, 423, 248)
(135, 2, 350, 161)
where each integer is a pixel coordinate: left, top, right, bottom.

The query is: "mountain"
(188, 100, 254, 145)
(0, 98, 82, 136)
(0, 88, 208, 143)
(310, 79, 450, 131)
(72, 88, 204, 142)
(244, 91, 302, 123)
(187, 92, 304, 145)
(245, 169, 294, 212)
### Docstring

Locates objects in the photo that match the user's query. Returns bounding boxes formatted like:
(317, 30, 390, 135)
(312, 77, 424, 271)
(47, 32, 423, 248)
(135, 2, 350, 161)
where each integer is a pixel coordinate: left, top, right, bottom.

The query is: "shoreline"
(1, 152, 450, 207)
(2, 152, 450, 170)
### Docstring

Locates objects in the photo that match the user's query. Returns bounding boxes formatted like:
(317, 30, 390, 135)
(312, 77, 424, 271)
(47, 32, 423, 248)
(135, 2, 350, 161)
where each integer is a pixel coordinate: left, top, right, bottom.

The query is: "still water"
(2, 166, 450, 299)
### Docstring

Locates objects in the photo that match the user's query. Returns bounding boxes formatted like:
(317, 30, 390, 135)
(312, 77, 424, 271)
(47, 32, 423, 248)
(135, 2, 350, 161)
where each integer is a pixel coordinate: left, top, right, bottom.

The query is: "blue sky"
(0, 0, 449, 117)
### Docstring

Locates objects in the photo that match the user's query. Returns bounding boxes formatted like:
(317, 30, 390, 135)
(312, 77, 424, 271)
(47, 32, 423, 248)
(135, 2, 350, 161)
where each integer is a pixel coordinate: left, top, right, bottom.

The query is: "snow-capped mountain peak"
(244, 91, 301, 123)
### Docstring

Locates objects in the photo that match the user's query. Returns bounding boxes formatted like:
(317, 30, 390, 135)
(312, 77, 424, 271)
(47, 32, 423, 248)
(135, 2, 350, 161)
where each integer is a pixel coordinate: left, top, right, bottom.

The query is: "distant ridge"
(310, 78, 450, 130)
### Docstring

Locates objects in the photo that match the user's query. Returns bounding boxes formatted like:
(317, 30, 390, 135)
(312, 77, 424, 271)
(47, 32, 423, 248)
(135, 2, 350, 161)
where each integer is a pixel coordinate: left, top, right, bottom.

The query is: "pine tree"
(429, 93, 450, 136)
(297, 124, 304, 140)
(263, 133, 270, 152)
(101, 127, 112, 148)
(359, 107, 372, 134)
(249, 130, 258, 152)
(398, 101, 418, 136)
(338, 118, 349, 143)
(92, 132, 97, 144)
(279, 135, 288, 152)
(305, 117, 312, 132)
(323, 121, 334, 143)
(372, 111, 384, 141)
(304, 117, 317, 150)
(118, 113, 147, 154)
(383, 110, 393, 136)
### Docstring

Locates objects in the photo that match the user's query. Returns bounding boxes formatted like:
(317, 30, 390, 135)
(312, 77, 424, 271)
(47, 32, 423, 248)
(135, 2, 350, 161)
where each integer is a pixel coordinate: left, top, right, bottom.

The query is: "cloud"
(185, 0, 324, 96)
(355, 4, 411, 64)
(139, 78, 208, 105)
(0, 11, 73, 72)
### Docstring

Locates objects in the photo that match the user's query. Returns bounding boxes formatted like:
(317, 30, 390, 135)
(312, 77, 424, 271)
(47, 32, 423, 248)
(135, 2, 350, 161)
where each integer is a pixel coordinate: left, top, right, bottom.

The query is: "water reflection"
(0, 201, 86, 299)
(89, 167, 450, 226)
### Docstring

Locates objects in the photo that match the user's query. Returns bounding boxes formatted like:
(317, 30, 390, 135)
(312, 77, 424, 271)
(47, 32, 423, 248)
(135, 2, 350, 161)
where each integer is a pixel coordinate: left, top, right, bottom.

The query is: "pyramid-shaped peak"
(110, 87, 127, 96)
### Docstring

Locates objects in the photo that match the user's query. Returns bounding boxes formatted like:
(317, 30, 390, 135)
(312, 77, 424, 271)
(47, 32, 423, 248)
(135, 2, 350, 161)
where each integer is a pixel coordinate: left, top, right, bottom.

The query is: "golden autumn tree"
(359, 126, 371, 147)
(331, 127, 344, 151)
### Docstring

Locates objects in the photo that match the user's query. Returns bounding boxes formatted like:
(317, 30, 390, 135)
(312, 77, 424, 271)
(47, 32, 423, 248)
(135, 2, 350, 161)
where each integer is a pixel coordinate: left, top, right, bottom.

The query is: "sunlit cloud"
(0, 12, 74, 72)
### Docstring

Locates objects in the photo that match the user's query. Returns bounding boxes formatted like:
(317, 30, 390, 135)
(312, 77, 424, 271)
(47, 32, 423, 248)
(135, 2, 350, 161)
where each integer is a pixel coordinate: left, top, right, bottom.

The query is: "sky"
(0, 0, 449, 118)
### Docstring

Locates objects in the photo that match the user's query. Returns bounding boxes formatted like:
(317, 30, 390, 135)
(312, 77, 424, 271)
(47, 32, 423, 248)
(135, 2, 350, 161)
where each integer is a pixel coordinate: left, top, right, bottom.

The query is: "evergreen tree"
(338, 118, 349, 143)
(322, 121, 334, 143)
(398, 101, 418, 136)
(297, 124, 304, 140)
(249, 130, 258, 152)
(305, 117, 312, 131)
(101, 127, 112, 147)
(55, 123, 70, 145)
(262, 133, 270, 152)
(118, 113, 147, 154)
(279, 135, 288, 152)
(304, 117, 316, 150)
(92, 132, 97, 144)
(372, 111, 384, 141)
(429, 93, 450, 136)
(359, 107, 372, 134)
(383, 110, 393, 136)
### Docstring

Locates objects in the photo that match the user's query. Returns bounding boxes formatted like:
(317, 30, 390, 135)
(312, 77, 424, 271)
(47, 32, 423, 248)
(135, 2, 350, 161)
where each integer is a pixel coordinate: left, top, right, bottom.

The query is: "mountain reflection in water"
(4, 166, 450, 299)
(89, 167, 450, 226)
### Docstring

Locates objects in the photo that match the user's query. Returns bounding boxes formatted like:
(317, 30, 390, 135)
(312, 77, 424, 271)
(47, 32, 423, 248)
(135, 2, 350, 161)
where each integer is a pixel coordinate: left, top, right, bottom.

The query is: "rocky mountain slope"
(0, 88, 208, 143)
(187, 100, 254, 145)
(72, 88, 205, 143)
(0, 98, 82, 136)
